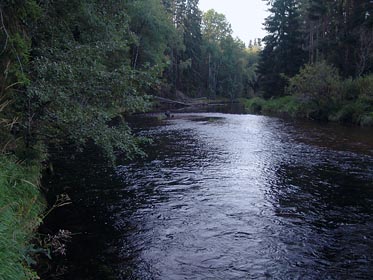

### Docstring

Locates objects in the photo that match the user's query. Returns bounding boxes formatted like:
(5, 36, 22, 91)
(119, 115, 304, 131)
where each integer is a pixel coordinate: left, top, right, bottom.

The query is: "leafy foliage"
(258, 0, 373, 99)
(248, 66, 373, 126)
(199, 9, 252, 99)
(245, 95, 301, 117)
(286, 61, 342, 120)
(0, 0, 169, 161)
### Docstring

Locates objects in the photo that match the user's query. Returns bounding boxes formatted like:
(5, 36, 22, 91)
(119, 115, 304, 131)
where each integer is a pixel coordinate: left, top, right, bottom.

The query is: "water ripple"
(113, 113, 373, 279)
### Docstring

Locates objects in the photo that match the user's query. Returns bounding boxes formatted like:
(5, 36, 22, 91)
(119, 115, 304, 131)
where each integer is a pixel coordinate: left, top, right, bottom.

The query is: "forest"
(0, 0, 373, 279)
(250, 0, 373, 125)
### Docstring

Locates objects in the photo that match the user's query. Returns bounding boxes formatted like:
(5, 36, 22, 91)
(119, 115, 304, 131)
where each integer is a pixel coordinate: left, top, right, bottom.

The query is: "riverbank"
(244, 96, 373, 127)
(2, 93, 370, 279)
(10, 106, 373, 279)
(0, 156, 45, 280)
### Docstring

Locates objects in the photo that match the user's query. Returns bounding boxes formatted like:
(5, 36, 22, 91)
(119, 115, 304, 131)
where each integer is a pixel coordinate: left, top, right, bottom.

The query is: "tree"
(300, 0, 327, 63)
(161, 0, 204, 96)
(201, 9, 233, 97)
(202, 9, 232, 42)
(301, 0, 373, 77)
(245, 46, 261, 96)
(258, 0, 306, 98)
(180, 0, 203, 95)
(14, 0, 168, 161)
(126, 0, 175, 70)
(218, 37, 247, 99)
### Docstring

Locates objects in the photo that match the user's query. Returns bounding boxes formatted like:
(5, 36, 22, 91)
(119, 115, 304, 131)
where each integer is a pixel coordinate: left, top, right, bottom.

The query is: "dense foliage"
(2, 0, 372, 159)
(1, 0, 373, 277)
(258, 0, 306, 97)
(0, 0, 262, 161)
(0, 1, 179, 278)
(0, 1, 261, 277)
(1, 0, 167, 162)
(256, 0, 373, 125)
(162, 3, 260, 99)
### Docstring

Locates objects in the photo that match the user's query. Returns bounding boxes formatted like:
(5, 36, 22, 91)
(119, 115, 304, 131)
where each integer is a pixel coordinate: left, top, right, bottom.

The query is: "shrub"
(263, 95, 302, 117)
(341, 78, 360, 101)
(355, 74, 373, 98)
(287, 61, 342, 120)
(329, 102, 364, 124)
(244, 97, 266, 113)
(244, 96, 303, 117)
(341, 74, 373, 103)
(360, 113, 373, 127)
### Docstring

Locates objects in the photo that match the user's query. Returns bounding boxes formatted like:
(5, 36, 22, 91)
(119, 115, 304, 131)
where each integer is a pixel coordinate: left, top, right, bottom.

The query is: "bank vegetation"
(1, 0, 373, 278)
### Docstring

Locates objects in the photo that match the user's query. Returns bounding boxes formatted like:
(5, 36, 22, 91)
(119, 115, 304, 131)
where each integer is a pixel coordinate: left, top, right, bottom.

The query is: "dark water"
(45, 112, 373, 279)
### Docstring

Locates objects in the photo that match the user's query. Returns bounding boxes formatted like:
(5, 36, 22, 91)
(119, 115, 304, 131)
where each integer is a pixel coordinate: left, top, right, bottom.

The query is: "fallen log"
(152, 96, 190, 107)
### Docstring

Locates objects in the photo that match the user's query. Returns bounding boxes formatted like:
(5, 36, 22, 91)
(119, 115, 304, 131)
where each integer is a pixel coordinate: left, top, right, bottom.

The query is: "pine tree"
(301, 0, 373, 77)
(301, 0, 327, 63)
(258, 0, 306, 98)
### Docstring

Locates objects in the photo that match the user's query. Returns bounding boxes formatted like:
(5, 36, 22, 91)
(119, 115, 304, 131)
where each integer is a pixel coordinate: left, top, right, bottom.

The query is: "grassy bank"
(0, 156, 45, 280)
(244, 96, 301, 117)
(244, 95, 373, 126)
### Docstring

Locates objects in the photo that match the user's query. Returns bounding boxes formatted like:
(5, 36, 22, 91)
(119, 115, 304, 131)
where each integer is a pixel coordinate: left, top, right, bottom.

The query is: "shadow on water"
(40, 146, 124, 280)
(43, 110, 373, 279)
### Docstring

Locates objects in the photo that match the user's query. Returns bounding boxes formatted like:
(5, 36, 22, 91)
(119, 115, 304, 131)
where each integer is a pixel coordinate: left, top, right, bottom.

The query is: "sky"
(198, 0, 269, 45)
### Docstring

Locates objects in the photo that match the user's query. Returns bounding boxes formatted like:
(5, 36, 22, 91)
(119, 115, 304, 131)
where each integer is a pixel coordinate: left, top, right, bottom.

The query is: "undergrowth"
(244, 96, 302, 117)
(0, 156, 45, 280)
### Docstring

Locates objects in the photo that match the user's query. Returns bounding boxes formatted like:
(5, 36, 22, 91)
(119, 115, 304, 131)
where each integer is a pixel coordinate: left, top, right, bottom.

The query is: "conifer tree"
(258, 0, 306, 98)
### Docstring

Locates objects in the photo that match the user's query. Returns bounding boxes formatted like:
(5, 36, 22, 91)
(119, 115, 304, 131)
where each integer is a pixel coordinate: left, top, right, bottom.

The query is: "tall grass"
(244, 96, 302, 117)
(0, 156, 45, 280)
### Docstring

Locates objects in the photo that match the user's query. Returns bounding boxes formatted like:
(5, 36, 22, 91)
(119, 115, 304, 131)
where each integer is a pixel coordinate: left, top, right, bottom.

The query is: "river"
(44, 112, 373, 279)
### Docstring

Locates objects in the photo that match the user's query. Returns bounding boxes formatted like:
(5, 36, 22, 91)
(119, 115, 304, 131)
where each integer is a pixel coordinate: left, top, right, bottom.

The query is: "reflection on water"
(108, 113, 373, 279)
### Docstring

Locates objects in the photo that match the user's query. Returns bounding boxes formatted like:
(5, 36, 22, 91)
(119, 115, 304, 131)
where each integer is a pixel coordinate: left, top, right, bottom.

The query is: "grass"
(0, 155, 45, 280)
(244, 95, 373, 126)
(262, 96, 302, 116)
(244, 96, 302, 117)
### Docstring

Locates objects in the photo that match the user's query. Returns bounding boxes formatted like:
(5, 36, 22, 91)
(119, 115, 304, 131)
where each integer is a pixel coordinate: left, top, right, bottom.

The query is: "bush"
(333, 74, 373, 125)
(244, 97, 266, 113)
(341, 74, 373, 102)
(355, 74, 373, 99)
(328, 98, 373, 125)
(329, 102, 364, 124)
(341, 78, 360, 101)
(263, 95, 302, 117)
(360, 113, 373, 127)
(244, 96, 303, 117)
(246, 66, 373, 126)
(287, 61, 342, 120)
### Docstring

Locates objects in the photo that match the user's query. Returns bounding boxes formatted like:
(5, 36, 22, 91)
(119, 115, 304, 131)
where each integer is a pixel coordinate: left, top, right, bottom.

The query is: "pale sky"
(198, 0, 269, 45)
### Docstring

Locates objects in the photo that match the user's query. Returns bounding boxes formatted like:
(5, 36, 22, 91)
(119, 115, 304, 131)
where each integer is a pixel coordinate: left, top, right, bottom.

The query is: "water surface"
(109, 113, 373, 279)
